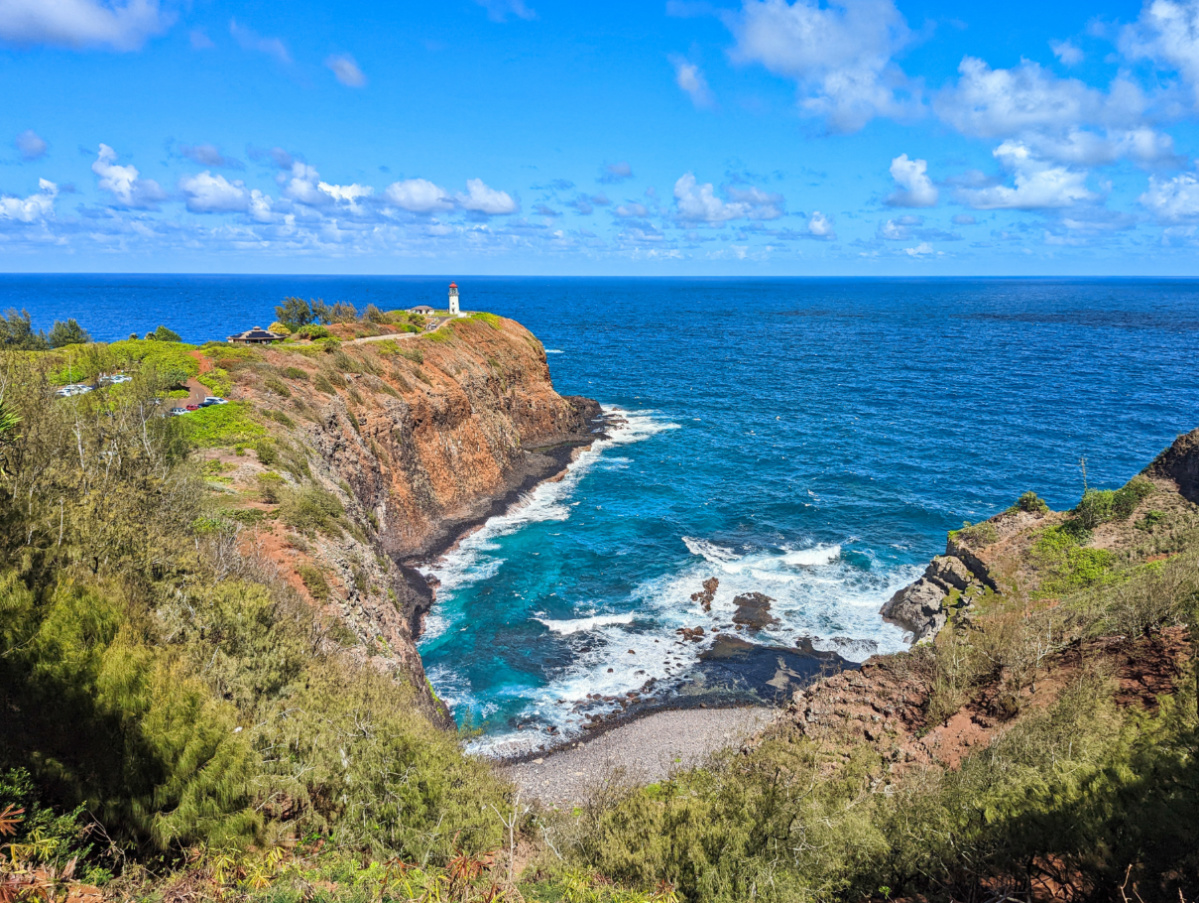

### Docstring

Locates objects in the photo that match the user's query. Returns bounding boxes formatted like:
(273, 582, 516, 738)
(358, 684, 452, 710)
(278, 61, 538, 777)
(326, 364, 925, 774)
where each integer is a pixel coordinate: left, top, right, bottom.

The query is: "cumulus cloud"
(904, 241, 935, 257)
(1121, 0, 1199, 107)
(0, 178, 56, 222)
(671, 56, 714, 108)
(326, 53, 367, 87)
(0, 0, 172, 51)
(728, 0, 915, 132)
(279, 161, 326, 205)
(1140, 169, 1199, 222)
(385, 178, 452, 213)
(1050, 39, 1084, 66)
(91, 143, 165, 208)
(230, 19, 290, 64)
(878, 214, 922, 240)
(457, 178, 518, 214)
(807, 210, 834, 238)
(935, 57, 1143, 140)
(179, 171, 250, 213)
(956, 141, 1096, 210)
(600, 161, 634, 183)
(15, 130, 47, 161)
(674, 173, 783, 222)
(887, 154, 938, 207)
(180, 143, 243, 169)
(474, 0, 536, 22)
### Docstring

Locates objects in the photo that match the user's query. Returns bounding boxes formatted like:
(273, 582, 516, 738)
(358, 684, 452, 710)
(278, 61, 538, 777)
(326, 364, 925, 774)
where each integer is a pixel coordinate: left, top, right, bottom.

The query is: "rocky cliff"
(192, 315, 602, 721)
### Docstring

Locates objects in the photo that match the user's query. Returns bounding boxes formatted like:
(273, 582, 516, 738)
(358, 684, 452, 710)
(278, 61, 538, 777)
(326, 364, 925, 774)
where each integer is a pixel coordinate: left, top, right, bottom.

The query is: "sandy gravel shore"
(501, 706, 776, 807)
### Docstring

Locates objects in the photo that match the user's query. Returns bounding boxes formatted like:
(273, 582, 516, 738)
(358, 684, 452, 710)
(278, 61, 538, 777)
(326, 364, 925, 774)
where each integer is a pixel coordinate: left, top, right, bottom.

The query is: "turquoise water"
(5, 275, 1199, 753)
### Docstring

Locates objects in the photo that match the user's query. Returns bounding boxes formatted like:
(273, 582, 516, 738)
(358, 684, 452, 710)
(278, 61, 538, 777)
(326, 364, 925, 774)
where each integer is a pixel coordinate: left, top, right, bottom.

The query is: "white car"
(202, 396, 228, 406)
(99, 374, 132, 384)
(55, 384, 93, 398)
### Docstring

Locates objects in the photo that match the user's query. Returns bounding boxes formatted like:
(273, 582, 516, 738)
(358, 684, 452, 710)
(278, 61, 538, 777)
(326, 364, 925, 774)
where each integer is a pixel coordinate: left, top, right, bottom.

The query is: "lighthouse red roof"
(449, 282, 458, 288)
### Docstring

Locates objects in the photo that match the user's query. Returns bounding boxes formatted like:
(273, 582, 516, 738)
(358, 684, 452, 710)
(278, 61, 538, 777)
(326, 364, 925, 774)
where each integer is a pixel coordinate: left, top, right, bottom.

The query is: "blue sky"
(3, 0, 1199, 274)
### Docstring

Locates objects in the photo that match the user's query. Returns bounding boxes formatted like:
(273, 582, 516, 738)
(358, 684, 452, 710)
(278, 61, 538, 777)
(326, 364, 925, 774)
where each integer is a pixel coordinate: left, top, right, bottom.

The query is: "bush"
(279, 485, 345, 536)
(281, 366, 308, 380)
(1072, 488, 1115, 530)
(269, 321, 292, 336)
(264, 377, 291, 398)
(147, 324, 183, 342)
(1015, 491, 1049, 514)
(1112, 477, 1153, 520)
(363, 304, 386, 323)
(1031, 526, 1116, 595)
(951, 521, 998, 548)
(179, 402, 266, 448)
(296, 563, 330, 601)
(296, 324, 330, 340)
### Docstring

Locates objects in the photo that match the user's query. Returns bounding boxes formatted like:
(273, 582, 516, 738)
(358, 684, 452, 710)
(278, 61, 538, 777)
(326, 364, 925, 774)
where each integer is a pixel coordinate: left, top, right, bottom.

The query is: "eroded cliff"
(188, 314, 602, 720)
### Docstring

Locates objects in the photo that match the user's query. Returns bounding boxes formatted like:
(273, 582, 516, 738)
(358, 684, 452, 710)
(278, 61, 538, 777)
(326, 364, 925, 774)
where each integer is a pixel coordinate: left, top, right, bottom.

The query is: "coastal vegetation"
(1, 309, 1196, 902)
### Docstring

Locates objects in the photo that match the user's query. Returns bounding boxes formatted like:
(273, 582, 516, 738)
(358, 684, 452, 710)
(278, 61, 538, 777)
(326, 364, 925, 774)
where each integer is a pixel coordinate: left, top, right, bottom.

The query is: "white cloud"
(1140, 169, 1199, 222)
(614, 202, 649, 218)
(878, 215, 921, 240)
(319, 181, 373, 206)
(229, 19, 290, 64)
(15, 130, 47, 161)
(248, 190, 275, 223)
(457, 178, 518, 214)
(671, 56, 714, 108)
(0, 0, 172, 51)
(728, 0, 915, 132)
(179, 171, 250, 213)
(1121, 0, 1199, 107)
(1050, 39, 1084, 66)
(280, 161, 326, 205)
(935, 56, 1144, 140)
(474, 0, 536, 22)
(807, 210, 834, 238)
(326, 53, 367, 87)
(887, 154, 938, 207)
(956, 141, 1096, 210)
(385, 178, 452, 213)
(904, 241, 935, 257)
(91, 143, 165, 208)
(674, 173, 782, 222)
(0, 178, 56, 222)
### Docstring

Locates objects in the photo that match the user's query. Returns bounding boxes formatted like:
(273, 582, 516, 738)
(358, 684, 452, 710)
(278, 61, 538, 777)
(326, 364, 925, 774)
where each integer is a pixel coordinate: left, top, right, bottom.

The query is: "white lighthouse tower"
(448, 282, 461, 317)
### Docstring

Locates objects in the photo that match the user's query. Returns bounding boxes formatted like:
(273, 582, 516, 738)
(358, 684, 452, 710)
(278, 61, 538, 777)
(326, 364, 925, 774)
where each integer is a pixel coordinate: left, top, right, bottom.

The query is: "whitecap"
(534, 612, 636, 634)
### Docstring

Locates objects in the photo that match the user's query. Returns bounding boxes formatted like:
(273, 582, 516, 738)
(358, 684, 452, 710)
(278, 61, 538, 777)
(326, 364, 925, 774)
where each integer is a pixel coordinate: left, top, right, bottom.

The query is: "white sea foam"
(534, 612, 636, 634)
(545, 349, 564, 354)
(421, 407, 678, 637)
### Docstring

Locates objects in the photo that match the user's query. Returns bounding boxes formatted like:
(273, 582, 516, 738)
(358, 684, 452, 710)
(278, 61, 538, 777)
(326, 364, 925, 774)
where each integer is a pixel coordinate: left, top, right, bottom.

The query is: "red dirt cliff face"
(205, 315, 601, 723)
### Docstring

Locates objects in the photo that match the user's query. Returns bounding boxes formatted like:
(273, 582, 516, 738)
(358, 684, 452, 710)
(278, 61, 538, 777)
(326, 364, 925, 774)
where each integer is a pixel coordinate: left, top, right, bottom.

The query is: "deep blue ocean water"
(5, 275, 1199, 754)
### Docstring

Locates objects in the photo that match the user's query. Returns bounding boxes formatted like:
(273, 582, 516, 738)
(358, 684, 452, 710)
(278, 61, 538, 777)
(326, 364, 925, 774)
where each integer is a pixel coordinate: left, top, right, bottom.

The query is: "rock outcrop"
(1146, 425, 1199, 503)
(881, 553, 981, 642)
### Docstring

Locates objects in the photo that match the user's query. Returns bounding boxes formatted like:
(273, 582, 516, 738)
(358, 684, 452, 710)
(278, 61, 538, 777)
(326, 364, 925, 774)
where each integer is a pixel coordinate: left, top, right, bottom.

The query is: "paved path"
(500, 706, 776, 808)
(346, 317, 451, 345)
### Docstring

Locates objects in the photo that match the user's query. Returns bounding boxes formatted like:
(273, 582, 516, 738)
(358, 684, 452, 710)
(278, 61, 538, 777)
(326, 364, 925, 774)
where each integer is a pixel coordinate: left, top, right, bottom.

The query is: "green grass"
(468, 311, 503, 329)
(1031, 525, 1117, 595)
(179, 402, 267, 448)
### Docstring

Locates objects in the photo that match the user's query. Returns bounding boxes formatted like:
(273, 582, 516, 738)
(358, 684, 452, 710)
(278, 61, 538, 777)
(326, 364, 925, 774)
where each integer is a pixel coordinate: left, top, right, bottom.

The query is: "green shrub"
(296, 324, 330, 340)
(469, 311, 502, 329)
(1015, 491, 1049, 514)
(1112, 477, 1153, 520)
(264, 377, 291, 398)
(279, 485, 345, 536)
(1073, 488, 1115, 529)
(296, 564, 330, 601)
(281, 366, 308, 380)
(313, 374, 336, 394)
(951, 521, 998, 548)
(147, 324, 183, 342)
(1031, 526, 1116, 595)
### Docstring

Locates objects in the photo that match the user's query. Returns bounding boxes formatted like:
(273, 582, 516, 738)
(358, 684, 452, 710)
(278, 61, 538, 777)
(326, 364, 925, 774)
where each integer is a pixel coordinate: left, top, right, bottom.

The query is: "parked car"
(54, 384, 93, 398)
(202, 396, 228, 405)
(169, 407, 188, 416)
(98, 374, 132, 385)
(185, 404, 199, 411)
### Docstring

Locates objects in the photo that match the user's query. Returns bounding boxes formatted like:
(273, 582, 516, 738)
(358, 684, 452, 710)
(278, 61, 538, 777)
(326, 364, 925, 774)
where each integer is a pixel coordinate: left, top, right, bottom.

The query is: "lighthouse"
(448, 282, 461, 317)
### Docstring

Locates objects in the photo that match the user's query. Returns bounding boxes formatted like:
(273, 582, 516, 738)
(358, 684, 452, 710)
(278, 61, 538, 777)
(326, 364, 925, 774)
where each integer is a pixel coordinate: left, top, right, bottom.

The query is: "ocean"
(6, 274, 1199, 754)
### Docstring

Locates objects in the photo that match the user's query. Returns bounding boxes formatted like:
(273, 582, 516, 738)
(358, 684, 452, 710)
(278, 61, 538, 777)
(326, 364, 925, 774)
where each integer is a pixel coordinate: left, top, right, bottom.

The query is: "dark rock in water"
(686, 634, 852, 704)
(691, 577, 719, 612)
(732, 592, 779, 630)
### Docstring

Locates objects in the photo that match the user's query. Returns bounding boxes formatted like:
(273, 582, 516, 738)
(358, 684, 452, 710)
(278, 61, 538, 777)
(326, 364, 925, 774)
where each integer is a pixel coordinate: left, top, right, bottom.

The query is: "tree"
(47, 319, 91, 348)
(268, 321, 292, 336)
(146, 325, 182, 342)
(0, 310, 48, 351)
(275, 297, 315, 331)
